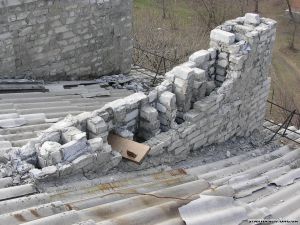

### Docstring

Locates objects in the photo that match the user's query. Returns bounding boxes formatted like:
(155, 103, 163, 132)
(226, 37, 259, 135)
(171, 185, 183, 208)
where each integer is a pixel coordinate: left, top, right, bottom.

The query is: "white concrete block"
(245, 13, 260, 25)
(61, 126, 86, 143)
(125, 109, 139, 122)
(171, 66, 195, 80)
(61, 140, 88, 162)
(189, 50, 210, 66)
(210, 29, 235, 44)
(140, 105, 158, 122)
(87, 116, 107, 134)
(192, 68, 206, 81)
(159, 91, 176, 110)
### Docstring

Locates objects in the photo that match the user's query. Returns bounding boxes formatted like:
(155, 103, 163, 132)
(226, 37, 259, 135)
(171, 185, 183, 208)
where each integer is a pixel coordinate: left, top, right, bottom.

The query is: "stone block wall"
(0, 0, 133, 80)
(3, 14, 277, 181)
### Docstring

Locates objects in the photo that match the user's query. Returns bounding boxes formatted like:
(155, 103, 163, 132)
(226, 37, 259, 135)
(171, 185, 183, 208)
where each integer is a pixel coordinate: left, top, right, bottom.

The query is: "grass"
(134, 0, 154, 8)
(134, 0, 194, 20)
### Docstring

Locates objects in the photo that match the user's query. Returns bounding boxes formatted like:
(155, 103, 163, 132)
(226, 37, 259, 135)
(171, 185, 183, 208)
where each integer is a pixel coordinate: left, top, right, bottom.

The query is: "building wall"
(0, 0, 133, 80)
(8, 14, 277, 181)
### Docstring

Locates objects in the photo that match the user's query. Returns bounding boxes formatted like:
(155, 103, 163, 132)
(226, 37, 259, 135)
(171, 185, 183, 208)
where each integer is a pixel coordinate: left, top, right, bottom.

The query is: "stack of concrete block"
(102, 92, 148, 134)
(188, 49, 217, 83)
(88, 138, 104, 152)
(122, 93, 148, 133)
(0, 0, 133, 80)
(207, 48, 217, 79)
(171, 66, 195, 115)
(25, 110, 123, 180)
(87, 116, 108, 142)
(60, 139, 91, 163)
(37, 126, 91, 167)
(38, 142, 62, 168)
(157, 91, 177, 131)
(61, 127, 87, 143)
(215, 52, 229, 85)
(191, 68, 207, 103)
(139, 105, 160, 140)
(189, 50, 210, 69)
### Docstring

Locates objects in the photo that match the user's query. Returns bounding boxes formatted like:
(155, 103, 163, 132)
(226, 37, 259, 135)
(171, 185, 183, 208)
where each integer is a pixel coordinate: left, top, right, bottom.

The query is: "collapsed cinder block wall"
(4, 14, 276, 181)
(0, 0, 133, 80)
(141, 13, 276, 169)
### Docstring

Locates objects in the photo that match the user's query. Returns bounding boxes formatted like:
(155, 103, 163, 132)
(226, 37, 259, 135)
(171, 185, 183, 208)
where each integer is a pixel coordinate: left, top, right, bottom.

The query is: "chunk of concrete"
(61, 139, 89, 162)
(192, 68, 206, 81)
(41, 166, 58, 177)
(88, 138, 104, 152)
(140, 105, 159, 122)
(39, 141, 62, 167)
(245, 13, 260, 25)
(148, 89, 158, 103)
(61, 126, 86, 143)
(125, 92, 148, 109)
(159, 91, 176, 110)
(210, 29, 235, 44)
(38, 130, 61, 144)
(217, 59, 229, 68)
(87, 116, 107, 134)
(172, 66, 195, 80)
(208, 48, 217, 59)
(189, 50, 210, 66)
(72, 154, 95, 171)
(125, 109, 139, 122)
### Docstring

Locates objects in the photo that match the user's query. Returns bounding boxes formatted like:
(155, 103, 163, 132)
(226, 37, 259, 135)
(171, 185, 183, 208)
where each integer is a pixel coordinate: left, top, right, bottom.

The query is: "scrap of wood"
(107, 133, 150, 164)
(0, 79, 46, 92)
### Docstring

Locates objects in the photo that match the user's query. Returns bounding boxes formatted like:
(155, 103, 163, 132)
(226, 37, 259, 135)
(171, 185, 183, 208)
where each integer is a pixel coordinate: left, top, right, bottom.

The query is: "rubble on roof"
(0, 143, 299, 225)
(0, 14, 279, 186)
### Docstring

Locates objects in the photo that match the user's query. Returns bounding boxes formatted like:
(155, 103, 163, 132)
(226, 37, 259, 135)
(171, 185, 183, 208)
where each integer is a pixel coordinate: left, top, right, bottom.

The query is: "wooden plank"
(0, 79, 43, 84)
(108, 133, 150, 164)
(0, 79, 46, 92)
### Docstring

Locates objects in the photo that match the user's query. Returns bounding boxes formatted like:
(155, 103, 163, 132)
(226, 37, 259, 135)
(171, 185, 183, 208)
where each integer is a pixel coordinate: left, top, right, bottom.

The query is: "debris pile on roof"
(0, 13, 279, 185)
(0, 144, 299, 225)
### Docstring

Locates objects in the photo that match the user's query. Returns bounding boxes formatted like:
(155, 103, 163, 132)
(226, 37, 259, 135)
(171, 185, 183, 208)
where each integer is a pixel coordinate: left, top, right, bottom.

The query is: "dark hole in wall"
(175, 117, 185, 125)
(134, 135, 147, 143)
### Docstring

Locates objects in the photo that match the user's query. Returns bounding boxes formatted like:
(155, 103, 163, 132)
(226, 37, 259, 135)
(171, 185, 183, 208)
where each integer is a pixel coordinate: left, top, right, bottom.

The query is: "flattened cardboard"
(108, 134, 150, 164)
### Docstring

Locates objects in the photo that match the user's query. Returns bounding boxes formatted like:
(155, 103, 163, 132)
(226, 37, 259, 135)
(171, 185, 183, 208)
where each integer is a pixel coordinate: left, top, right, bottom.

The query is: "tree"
(254, 0, 259, 13)
(189, 0, 244, 32)
(285, 0, 298, 50)
(162, 0, 166, 19)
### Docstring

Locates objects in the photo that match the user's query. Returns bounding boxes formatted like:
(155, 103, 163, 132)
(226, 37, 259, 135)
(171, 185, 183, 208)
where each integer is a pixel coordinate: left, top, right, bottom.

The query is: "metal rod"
(265, 118, 300, 136)
(267, 100, 300, 116)
(265, 110, 296, 144)
(263, 125, 300, 145)
(270, 89, 274, 115)
(283, 110, 296, 136)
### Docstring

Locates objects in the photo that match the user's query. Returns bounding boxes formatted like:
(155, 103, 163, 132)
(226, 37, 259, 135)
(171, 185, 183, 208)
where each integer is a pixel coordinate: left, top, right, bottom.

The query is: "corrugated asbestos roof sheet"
(0, 145, 299, 225)
(0, 86, 133, 148)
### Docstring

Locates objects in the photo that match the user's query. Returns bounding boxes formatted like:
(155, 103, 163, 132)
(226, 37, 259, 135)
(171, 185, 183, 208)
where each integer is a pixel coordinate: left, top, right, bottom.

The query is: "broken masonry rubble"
(0, 14, 276, 182)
